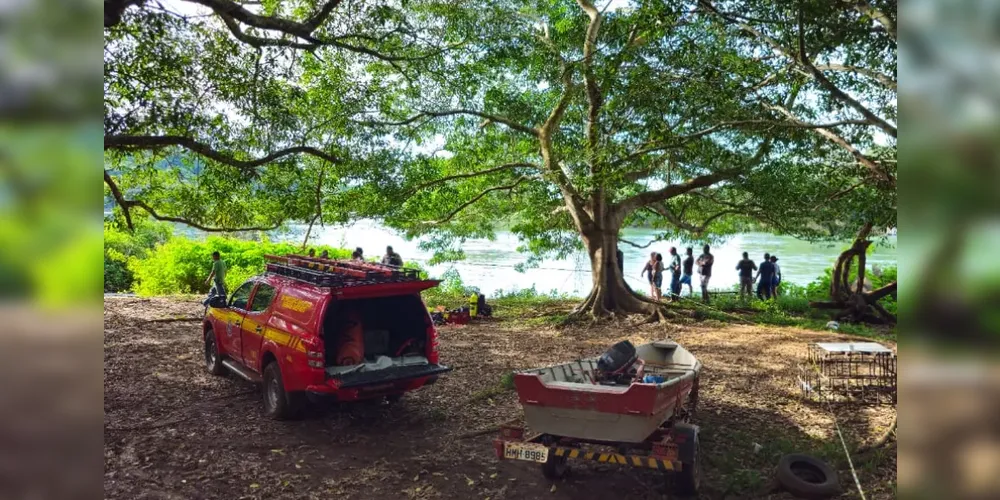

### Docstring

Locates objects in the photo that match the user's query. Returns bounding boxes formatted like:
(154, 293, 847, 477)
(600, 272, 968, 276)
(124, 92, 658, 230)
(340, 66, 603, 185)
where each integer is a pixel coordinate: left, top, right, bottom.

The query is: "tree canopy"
(103, 0, 896, 317)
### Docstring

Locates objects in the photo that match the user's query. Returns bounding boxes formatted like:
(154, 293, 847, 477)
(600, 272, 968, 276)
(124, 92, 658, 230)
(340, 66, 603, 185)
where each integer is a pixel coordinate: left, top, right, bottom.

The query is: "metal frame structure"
(263, 254, 421, 288)
(798, 342, 896, 405)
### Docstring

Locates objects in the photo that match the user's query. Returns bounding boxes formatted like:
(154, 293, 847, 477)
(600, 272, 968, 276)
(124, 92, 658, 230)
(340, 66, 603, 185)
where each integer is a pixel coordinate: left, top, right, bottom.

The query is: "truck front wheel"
(262, 361, 301, 420)
(204, 329, 226, 376)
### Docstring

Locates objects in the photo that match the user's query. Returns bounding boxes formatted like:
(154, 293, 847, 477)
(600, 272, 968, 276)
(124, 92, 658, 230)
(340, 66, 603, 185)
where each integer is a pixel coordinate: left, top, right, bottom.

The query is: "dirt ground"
(104, 297, 896, 499)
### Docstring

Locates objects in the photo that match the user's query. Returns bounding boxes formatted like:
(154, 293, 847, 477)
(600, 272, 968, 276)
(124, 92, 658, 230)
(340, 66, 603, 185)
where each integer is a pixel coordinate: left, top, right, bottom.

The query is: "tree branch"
(356, 110, 539, 137)
(769, 104, 894, 186)
(615, 169, 738, 216)
(576, 0, 603, 167)
(404, 162, 539, 198)
(185, 0, 341, 39)
(814, 63, 896, 91)
(618, 237, 661, 250)
(648, 204, 738, 235)
(104, 135, 341, 171)
(104, 169, 134, 230)
(850, 0, 896, 41)
(126, 198, 283, 232)
(796, 3, 896, 137)
(104, 170, 284, 232)
(424, 178, 528, 225)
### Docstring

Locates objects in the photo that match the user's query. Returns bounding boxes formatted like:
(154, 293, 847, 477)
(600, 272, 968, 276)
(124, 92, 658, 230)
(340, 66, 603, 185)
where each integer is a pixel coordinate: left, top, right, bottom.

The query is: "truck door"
(241, 282, 277, 372)
(222, 281, 255, 359)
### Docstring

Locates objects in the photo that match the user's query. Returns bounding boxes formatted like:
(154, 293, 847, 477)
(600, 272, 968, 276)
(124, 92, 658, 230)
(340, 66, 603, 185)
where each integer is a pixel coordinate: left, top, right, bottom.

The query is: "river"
(271, 221, 896, 297)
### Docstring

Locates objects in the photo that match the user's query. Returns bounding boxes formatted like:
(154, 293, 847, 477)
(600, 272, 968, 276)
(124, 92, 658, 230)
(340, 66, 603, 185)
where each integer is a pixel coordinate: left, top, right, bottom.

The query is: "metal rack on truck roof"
(263, 254, 421, 288)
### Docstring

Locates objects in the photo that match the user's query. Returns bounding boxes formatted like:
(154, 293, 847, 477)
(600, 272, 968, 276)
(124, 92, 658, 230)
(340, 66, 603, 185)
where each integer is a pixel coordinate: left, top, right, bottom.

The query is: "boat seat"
(652, 340, 678, 350)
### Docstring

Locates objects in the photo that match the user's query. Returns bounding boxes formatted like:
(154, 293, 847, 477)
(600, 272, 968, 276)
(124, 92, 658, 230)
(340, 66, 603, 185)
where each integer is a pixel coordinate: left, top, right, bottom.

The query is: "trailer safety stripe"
(553, 447, 679, 471)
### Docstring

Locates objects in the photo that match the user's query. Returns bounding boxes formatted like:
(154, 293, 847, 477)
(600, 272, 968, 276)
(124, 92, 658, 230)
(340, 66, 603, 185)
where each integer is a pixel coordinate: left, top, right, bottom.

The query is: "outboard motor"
(596, 340, 642, 385)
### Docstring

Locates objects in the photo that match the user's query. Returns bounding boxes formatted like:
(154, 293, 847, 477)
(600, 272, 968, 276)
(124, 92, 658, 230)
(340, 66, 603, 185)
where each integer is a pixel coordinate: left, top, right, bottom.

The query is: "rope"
(821, 393, 868, 500)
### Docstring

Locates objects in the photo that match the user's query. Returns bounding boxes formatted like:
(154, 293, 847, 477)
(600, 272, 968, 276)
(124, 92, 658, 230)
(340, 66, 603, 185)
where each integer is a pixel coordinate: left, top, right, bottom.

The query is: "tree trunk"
(811, 223, 896, 324)
(570, 223, 667, 321)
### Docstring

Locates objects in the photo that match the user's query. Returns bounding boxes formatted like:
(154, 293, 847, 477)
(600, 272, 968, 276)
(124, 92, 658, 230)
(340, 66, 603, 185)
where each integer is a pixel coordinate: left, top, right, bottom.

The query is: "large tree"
(342, 0, 896, 319)
(104, 0, 896, 320)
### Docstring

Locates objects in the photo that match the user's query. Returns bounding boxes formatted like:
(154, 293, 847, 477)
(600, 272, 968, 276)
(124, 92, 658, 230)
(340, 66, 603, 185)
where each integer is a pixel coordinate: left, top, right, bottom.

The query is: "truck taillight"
(307, 350, 323, 359)
(308, 360, 323, 368)
(426, 325, 439, 364)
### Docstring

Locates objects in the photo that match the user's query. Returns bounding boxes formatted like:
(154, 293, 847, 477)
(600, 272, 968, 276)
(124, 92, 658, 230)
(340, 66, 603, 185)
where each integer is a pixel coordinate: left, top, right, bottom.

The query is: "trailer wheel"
(541, 455, 568, 480)
(673, 432, 700, 497)
(775, 454, 840, 499)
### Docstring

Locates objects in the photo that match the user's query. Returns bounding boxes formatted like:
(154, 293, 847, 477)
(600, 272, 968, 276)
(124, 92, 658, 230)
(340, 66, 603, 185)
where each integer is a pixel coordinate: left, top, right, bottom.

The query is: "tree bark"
(570, 221, 666, 321)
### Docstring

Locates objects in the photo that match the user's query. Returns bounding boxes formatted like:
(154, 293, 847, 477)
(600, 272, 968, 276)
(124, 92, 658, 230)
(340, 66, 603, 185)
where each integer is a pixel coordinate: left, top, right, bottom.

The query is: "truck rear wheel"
(262, 361, 301, 420)
(204, 329, 226, 376)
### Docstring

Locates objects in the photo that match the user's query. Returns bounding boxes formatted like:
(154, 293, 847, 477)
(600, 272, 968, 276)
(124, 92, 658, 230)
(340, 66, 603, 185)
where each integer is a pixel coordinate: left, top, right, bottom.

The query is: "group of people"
(640, 245, 715, 303)
(202, 245, 406, 307)
(736, 252, 782, 300)
(639, 246, 785, 303)
(306, 245, 404, 266)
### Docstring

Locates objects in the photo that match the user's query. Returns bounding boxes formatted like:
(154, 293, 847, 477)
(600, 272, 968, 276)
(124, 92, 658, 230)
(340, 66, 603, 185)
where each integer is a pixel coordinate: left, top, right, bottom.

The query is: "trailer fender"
(671, 423, 699, 464)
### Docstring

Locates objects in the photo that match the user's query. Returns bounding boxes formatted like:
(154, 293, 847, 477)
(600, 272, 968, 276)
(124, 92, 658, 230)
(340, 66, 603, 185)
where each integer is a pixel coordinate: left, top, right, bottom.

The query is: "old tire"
(204, 329, 226, 376)
(262, 362, 300, 420)
(673, 432, 701, 497)
(541, 455, 568, 480)
(775, 454, 840, 499)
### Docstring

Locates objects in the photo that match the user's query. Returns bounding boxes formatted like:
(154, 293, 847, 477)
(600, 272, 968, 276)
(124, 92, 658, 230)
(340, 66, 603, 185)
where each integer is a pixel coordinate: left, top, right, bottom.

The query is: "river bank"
(159, 219, 897, 299)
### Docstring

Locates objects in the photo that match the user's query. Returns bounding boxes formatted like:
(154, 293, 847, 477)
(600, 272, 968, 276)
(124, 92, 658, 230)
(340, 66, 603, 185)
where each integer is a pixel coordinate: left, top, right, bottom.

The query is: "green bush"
(129, 236, 350, 296)
(103, 216, 172, 292)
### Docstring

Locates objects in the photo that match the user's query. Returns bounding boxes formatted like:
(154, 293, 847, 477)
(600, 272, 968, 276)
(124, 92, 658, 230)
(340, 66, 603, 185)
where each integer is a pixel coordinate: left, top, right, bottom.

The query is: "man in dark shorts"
(696, 245, 714, 303)
(668, 247, 682, 301)
(736, 251, 757, 299)
(680, 247, 695, 297)
(755, 252, 775, 300)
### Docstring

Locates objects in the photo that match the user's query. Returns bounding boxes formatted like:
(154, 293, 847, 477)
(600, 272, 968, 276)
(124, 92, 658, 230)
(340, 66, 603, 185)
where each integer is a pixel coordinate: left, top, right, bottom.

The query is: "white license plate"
(503, 442, 550, 463)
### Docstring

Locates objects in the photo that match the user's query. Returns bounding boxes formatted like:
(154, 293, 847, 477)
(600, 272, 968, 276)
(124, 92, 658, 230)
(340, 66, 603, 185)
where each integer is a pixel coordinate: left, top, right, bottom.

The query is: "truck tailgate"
(334, 364, 451, 388)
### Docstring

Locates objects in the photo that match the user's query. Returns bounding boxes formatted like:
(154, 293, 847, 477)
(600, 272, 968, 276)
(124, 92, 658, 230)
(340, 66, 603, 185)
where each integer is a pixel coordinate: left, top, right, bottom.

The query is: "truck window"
(229, 282, 254, 310)
(249, 284, 276, 312)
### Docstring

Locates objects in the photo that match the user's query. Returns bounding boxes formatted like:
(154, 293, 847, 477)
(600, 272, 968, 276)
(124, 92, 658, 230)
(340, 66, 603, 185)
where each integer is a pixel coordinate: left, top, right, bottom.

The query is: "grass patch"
(468, 371, 517, 403)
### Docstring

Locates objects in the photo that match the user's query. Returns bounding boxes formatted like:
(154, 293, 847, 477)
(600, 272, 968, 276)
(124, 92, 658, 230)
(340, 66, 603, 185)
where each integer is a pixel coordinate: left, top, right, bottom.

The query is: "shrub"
(129, 236, 350, 296)
(103, 217, 172, 292)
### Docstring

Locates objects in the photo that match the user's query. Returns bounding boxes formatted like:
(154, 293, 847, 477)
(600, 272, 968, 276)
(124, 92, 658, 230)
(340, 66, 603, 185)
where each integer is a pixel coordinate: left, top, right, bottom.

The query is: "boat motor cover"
(597, 340, 638, 374)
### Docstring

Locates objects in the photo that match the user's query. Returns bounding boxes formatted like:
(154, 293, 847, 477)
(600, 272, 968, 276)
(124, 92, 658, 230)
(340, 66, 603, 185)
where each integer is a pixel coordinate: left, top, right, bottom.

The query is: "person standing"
(695, 245, 714, 303)
(755, 252, 775, 300)
(307, 248, 316, 258)
(351, 247, 364, 261)
(736, 251, 757, 299)
(668, 247, 682, 301)
(641, 251, 659, 300)
(680, 247, 695, 297)
(770, 255, 782, 297)
(320, 249, 329, 259)
(382, 245, 403, 266)
(203, 251, 227, 306)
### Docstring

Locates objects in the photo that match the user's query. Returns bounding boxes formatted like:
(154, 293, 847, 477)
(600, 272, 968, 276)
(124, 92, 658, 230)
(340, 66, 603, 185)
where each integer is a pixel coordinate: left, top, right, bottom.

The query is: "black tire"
(775, 454, 840, 499)
(204, 330, 226, 376)
(673, 432, 701, 497)
(262, 362, 301, 420)
(541, 455, 568, 480)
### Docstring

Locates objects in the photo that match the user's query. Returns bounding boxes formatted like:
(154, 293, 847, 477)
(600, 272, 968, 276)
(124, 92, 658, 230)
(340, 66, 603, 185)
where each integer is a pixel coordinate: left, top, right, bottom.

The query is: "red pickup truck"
(201, 255, 451, 419)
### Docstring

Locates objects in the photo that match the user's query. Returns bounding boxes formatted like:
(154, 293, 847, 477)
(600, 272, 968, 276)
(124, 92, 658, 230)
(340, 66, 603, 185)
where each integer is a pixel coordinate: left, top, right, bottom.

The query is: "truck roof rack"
(263, 254, 422, 288)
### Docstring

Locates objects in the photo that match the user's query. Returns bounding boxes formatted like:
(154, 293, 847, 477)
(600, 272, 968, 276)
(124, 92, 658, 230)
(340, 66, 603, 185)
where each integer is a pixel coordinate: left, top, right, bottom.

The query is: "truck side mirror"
(208, 296, 228, 308)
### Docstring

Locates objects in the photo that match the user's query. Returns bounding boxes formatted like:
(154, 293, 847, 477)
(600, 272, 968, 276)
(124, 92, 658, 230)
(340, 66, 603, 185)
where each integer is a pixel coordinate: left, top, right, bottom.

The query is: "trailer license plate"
(504, 442, 550, 463)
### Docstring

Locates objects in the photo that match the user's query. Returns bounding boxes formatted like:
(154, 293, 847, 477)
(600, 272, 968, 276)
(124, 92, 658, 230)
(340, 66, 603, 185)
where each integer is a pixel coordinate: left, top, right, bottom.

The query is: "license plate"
(503, 442, 550, 463)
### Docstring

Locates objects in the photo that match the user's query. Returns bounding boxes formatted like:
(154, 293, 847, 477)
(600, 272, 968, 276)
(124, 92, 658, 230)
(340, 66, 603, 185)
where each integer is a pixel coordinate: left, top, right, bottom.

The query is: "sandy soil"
(104, 297, 896, 499)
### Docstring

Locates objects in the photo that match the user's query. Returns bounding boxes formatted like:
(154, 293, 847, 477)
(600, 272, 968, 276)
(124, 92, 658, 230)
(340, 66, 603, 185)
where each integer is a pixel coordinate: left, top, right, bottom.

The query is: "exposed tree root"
(809, 223, 897, 325)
